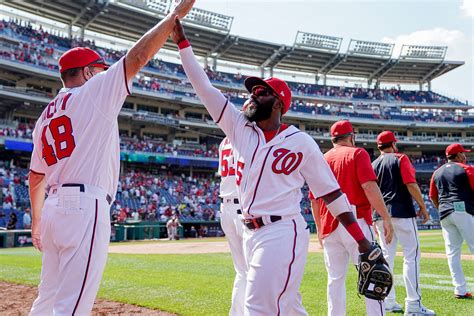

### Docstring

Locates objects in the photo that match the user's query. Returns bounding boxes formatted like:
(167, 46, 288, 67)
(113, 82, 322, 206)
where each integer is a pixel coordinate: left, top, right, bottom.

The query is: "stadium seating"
(0, 18, 471, 125)
(0, 18, 466, 230)
(0, 162, 441, 227)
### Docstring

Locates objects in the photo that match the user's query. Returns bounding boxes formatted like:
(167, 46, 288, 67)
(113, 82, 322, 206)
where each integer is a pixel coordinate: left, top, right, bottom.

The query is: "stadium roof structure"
(3, 0, 464, 84)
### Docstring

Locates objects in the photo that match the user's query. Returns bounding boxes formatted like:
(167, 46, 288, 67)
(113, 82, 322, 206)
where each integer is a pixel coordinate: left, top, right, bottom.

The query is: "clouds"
(381, 28, 473, 102)
(381, 28, 469, 60)
(460, 0, 473, 17)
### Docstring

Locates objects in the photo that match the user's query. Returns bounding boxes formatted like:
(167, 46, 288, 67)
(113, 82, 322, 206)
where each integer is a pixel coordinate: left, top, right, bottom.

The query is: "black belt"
(220, 197, 239, 204)
(243, 216, 282, 230)
(62, 183, 85, 192)
(61, 183, 112, 205)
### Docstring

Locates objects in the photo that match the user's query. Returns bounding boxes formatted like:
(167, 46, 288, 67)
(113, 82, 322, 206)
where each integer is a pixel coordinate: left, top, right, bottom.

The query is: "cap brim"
(331, 132, 354, 138)
(89, 63, 109, 70)
(244, 77, 277, 95)
(464, 149, 471, 152)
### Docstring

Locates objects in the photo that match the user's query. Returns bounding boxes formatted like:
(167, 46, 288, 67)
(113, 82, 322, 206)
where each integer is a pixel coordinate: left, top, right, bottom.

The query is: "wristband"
(346, 222, 365, 242)
(178, 39, 190, 50)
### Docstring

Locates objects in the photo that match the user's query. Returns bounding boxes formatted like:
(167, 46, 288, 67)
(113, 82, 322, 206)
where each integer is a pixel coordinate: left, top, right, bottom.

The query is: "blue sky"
(196, 0, 473, 103)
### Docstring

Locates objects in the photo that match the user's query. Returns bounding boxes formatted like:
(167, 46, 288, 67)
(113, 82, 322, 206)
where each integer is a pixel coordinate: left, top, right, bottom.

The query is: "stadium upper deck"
(0, 1, 472, 154)
(2, 0, 466, 88)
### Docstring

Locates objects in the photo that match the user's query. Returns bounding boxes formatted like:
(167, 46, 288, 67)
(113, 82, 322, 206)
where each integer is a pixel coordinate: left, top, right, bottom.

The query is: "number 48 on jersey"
(41, 115, 76, 166)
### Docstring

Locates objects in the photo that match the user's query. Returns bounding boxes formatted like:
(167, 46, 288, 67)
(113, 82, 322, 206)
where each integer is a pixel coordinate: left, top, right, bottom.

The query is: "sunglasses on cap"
(251, 86, 277, 98)
(86, 57, 108, 69)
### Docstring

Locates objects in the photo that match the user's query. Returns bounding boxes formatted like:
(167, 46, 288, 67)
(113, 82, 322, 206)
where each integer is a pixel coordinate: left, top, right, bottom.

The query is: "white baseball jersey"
(218, 137, 239, 198)
(219, 138, 246, 315)
(30, 57, 132, 198)
(180, 47, 340, 218)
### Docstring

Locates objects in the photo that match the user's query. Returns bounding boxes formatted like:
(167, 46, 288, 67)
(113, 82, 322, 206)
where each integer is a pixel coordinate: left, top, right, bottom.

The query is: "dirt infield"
(0, 282, 175, 315)
(109, 240, 474, 260)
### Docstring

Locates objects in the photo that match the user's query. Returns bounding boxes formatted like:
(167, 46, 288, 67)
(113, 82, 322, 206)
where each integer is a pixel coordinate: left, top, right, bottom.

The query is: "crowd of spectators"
(120, 135, 219, 158)
(411, 155, 446, 166)
(0, 160, 29, 229)
(0, 20, 462, 237)
(0, 155, 455, 238)
(111, 170, 220, 223)
(0, 18, 468, 110)
(290, 83, 463, 105)
(0, 124, 469, 166)
(0, 157, 445, 229)
(3, 37, 470, 124)
(0, 124, 220, 159)
(0, 123, 34, 139)
(290, 101, 472, 123)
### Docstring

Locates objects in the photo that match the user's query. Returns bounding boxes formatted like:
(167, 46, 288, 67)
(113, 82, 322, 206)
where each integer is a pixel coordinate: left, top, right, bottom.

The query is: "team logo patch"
(360, 262, 371, 273)
(368, 248, 382, 261)
(271, 148, 303, 175)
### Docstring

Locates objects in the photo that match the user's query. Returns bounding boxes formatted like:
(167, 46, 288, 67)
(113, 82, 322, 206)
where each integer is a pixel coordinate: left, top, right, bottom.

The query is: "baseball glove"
(357, 242, 393, 301)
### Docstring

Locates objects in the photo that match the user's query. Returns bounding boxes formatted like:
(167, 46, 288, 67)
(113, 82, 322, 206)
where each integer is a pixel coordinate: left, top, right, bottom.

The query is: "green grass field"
(415, 230, 470, 254)
(1, 230, 472, 315)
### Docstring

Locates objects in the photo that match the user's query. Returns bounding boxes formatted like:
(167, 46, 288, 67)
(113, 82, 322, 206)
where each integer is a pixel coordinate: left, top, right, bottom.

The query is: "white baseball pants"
(170, 226, 178, 240)
(375, 217, 422, 305)
(30, 185, 111, 316)
(440, 212, 474, 295)
(243, 214, 310, 316)
(220, 197, 247, 316)
(322, 218, 385, 316)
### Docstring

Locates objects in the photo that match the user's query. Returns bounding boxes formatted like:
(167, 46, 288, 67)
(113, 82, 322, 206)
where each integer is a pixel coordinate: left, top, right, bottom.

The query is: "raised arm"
(171, 18, 243, 140)
(125, 0, 195, 81)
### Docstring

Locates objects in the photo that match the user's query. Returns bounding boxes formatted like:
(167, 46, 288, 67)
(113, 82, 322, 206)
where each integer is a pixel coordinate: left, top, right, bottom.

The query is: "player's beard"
(243, 98, 273, 122)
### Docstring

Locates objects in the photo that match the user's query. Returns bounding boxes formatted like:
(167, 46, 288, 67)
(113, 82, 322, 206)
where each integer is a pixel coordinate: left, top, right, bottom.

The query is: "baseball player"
(171, 19, 375, 316)
(219, 137, 307, 315)
(166, 214, 180, 240)
(28, 2, 195, 314)
(372, 131, 435, 315)
(309, 120, 394, 316)
(218, 136, 247, 315)
(429, 143, 473, 299)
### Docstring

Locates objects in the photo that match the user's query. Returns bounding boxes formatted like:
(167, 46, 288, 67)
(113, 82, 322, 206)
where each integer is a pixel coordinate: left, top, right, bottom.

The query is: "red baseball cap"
(377, 131, 398, 145)
(330, 120, 354, 137)
(59, 47, 108, 73)
(244, 77, 292, 114)
(445, 143, 471, 156)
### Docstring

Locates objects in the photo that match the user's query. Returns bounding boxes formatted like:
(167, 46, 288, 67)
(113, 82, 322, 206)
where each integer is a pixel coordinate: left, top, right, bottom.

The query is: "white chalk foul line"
(394, 273, 474, 291)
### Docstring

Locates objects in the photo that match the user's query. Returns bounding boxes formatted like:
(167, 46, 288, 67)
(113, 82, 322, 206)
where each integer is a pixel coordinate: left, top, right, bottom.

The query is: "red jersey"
(309, 145, 377, 237)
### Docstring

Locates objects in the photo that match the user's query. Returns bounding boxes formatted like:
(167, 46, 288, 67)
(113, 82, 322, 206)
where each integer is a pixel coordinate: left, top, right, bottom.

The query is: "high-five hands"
(171, 17, 187, 44)
(171, 0, 195, 20)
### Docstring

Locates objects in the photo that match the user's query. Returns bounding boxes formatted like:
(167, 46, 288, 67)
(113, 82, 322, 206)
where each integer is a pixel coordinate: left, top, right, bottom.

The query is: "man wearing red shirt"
(429, 143, 473, 299)
(372, 131, 434, 315)
(310, 120, 394, 316)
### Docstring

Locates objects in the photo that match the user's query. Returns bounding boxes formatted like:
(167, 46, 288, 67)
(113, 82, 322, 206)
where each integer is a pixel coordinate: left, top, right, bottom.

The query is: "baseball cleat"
(385, 301, 403, 312)
(404, 303, 435, 316)
(454, 292, 472, 299)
